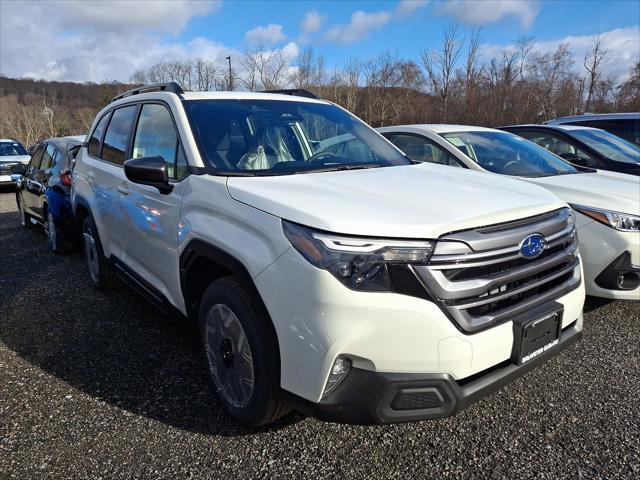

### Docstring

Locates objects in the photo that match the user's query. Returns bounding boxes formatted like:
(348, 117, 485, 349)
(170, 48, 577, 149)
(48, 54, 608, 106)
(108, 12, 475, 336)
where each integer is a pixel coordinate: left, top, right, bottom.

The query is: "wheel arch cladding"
(179, 239, 273, 323)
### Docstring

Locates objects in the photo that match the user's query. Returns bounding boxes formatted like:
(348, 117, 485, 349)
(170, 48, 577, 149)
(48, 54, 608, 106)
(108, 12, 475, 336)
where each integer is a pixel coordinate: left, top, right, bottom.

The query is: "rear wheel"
(199, 277, 290, 426)
(81, 215, 118, 290)
(46, 210, 67, 254)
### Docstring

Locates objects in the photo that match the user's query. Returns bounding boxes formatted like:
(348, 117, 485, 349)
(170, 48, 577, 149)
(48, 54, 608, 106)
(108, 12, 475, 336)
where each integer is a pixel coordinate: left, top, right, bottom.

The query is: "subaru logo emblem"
(519, 233, 546, 259)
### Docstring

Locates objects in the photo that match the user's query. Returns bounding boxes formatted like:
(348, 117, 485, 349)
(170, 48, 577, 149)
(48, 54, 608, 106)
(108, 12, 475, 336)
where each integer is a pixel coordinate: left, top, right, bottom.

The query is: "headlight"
(572, 204, 640, 232)
(282, 220, 434, 291)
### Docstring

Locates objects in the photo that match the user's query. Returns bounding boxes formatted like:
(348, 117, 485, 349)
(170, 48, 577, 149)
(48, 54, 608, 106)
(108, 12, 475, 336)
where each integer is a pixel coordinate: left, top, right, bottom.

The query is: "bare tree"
(420, 24, 463, 122)
(462, 27, 483, 122)
(584, 34, 609, 112)
(240, 45, 290, 91)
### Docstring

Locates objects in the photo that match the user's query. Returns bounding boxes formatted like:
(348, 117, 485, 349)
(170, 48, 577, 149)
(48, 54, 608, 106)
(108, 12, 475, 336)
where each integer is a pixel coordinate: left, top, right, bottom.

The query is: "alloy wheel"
(204, 303, 255, 408)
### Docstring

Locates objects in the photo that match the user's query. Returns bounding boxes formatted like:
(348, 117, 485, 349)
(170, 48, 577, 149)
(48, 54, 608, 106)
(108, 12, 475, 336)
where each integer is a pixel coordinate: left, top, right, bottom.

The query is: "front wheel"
(199, 277, 290, 426)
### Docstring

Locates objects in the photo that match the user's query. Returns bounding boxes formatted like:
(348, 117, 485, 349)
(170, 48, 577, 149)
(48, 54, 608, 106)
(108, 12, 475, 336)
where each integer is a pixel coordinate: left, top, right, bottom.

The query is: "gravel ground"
(1, 187, 639, 479)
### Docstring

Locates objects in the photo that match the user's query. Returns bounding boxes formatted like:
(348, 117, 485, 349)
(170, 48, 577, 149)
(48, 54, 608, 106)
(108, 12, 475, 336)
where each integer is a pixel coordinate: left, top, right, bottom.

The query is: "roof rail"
(111, 82, 184, 103)
(262, 89, 318, 99)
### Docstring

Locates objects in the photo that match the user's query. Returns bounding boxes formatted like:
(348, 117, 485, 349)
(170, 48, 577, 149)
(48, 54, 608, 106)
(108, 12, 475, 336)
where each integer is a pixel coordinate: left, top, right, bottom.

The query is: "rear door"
(120, 102, 189, 308)
(84, 104, 138, 261)
(27, 144, 57, 220)
(23, 145, 45, 215)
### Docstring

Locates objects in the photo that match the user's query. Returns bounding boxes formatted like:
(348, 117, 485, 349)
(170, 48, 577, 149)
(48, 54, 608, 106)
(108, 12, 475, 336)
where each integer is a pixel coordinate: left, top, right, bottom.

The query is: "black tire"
(45, 208, 69, 255)
(81, 215, 118, 290)
(18, 195, 34, 229)
(199, 277, 290, 426)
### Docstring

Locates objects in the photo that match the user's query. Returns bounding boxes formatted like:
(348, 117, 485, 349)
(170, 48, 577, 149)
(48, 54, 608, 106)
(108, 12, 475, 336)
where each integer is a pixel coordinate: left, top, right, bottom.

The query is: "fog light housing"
(322, 356, 352, 398)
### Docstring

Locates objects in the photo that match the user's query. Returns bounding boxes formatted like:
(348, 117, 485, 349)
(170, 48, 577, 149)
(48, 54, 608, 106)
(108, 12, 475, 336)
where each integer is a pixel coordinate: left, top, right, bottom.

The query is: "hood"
(226, 163, 567, 238)
(525, 171, 640, 215)
(0, 155, 30, 164)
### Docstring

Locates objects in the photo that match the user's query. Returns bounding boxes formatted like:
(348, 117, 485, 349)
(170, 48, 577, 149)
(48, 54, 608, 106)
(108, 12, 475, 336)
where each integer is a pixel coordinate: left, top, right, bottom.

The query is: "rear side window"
(387, 134, 464, 167)
(102, 105, 138, 165)
(567, 119, 629, 140)
(40, 144, 56, 171)
(132, 103, 188, 179)
(88, 112, 110, 157)
(51, 148, 66, 175)
(28, 145, 45, 173)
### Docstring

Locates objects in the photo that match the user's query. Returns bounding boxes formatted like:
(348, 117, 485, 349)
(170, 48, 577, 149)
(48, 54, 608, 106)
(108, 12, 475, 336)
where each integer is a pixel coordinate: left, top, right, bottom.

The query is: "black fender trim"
(179, 239, 265, 319)
(72, 193, 92, 219)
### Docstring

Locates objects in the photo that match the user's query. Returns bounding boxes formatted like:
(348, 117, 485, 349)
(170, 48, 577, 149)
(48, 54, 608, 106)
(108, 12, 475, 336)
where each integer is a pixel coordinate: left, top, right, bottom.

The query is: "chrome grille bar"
(416, 208, 581, 333)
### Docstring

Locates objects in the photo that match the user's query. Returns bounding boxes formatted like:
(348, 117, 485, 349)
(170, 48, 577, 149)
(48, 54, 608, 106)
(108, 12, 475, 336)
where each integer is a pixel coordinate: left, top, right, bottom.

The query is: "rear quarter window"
(88, 112, 111, 158)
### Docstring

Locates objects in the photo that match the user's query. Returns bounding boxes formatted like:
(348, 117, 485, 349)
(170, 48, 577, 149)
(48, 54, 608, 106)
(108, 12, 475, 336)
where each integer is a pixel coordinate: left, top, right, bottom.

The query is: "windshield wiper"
(294, 163, 382, 174)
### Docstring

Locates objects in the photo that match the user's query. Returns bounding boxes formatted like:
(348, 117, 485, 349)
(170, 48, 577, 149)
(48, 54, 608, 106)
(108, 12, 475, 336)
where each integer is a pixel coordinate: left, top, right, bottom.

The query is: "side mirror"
(558, 153, 589, 166)
(124, 156, 173, 194)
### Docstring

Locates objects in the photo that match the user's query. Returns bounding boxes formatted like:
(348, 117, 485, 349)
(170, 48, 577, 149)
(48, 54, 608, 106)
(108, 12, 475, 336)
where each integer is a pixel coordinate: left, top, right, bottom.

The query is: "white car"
(71, 84, 585, 425)
(378, 124, 640, 300)
(0, 138, 30, 184)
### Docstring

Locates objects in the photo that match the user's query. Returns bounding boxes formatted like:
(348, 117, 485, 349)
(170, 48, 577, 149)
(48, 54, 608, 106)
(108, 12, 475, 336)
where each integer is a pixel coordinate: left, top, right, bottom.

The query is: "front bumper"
(577, 218, 640, 300)
(255, 246, 585, 403)
(287, 316, 582, 424)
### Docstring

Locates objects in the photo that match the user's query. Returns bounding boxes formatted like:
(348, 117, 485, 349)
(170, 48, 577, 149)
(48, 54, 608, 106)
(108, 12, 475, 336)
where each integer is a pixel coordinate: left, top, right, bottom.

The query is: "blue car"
(16, 136, 84, 253)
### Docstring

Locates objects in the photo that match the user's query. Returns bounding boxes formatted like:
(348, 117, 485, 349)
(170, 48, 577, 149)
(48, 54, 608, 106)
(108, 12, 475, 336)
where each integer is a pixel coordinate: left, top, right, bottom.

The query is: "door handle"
(117, 185, 129, 195)
(87, 171, 95, 180)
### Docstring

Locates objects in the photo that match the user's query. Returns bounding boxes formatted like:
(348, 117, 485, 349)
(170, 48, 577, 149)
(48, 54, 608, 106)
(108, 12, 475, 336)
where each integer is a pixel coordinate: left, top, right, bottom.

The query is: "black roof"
(42, 136, 84, 150)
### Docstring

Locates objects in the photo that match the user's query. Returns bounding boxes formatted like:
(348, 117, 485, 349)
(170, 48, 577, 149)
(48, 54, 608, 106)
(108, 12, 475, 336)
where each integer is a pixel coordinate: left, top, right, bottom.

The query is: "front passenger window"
(133, 103, 187, 179)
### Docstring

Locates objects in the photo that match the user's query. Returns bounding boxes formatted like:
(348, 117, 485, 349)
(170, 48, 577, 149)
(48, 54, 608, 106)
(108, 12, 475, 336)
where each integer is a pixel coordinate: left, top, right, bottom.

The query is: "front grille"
(413, 208, 581, 333)
(0, 162, 25, 175)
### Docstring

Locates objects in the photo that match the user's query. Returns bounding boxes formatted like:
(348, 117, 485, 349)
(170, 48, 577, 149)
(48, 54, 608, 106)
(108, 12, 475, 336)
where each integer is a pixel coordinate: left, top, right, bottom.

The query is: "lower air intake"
(391, 388, 444, 411)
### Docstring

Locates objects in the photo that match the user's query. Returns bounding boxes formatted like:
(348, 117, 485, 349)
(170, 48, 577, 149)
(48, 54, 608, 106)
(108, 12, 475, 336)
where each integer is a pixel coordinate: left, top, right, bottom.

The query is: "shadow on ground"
(0, 208, 300, 437)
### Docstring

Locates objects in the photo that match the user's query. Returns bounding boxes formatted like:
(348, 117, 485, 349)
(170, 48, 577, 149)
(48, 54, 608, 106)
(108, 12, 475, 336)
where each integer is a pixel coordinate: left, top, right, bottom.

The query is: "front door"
(121, 103, 189, 310)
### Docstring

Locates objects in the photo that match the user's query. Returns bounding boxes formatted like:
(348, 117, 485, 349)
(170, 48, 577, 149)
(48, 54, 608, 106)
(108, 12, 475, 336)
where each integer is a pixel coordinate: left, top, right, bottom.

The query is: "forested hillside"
(0, 77, 135, 147)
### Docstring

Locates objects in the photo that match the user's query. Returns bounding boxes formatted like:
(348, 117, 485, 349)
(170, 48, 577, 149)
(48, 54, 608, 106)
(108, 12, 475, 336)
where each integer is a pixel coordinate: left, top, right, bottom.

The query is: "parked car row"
(0, 138, 30, 184)
(10, 83, 640, 428)
(377, 124, 640, 300)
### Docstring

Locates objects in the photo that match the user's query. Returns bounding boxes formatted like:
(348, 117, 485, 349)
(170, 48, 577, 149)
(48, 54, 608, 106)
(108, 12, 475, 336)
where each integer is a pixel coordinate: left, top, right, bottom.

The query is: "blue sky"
(1, 0, 638, 82)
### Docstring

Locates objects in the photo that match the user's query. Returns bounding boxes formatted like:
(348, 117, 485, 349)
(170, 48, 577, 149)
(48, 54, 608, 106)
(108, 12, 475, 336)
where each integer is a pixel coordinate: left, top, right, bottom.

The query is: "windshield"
(183, 100, 409, 175)
(568, 129, 640, 164)
(0, 141, 28, 156)
(441, 131, 578, 177)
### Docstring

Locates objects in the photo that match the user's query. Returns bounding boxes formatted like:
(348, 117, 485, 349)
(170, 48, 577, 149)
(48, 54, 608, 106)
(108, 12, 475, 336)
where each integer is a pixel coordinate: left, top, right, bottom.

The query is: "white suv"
(72, 84, 585, 426)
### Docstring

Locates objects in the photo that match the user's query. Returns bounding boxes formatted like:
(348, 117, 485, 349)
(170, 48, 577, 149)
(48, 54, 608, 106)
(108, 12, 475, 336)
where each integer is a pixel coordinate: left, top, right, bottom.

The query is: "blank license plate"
(520, 313, 561, 364)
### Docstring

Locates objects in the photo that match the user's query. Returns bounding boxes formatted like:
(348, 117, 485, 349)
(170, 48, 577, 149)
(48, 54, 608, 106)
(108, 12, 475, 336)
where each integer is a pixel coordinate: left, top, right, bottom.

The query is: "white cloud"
(245, 23, 287, 46)
(324, 10, 392, 45)
(300, 10, 325, 34)
(479, 27, 640, 82)
(8, 0, 221, 35)
(395, 0, 429, 19)
(436, 0, 540, 29)
(0, 0, 229, 82)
